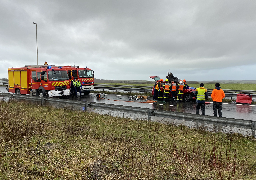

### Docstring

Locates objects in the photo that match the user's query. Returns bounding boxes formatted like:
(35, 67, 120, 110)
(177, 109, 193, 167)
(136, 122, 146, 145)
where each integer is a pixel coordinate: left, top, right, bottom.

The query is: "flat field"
(0, 101, 256, 179)
(96, 83, 256, 91)
(189, 84, 256, 91)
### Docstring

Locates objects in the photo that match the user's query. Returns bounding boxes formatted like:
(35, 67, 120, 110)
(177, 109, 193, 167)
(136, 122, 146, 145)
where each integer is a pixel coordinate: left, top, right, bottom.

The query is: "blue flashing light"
(47, 66, 51, 69)
(58, 66, 62, 69)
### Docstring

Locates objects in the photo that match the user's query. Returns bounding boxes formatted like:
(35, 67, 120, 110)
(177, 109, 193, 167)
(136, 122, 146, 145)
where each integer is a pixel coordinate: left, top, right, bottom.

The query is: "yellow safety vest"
(196, 88, 206, 100)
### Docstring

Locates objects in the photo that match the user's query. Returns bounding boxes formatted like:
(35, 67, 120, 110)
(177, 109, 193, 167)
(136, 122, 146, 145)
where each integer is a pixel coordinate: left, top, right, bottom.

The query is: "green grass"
(189, 84, 256, 91)
(96, 83, 256, 91)
(0, 100, 256, 179)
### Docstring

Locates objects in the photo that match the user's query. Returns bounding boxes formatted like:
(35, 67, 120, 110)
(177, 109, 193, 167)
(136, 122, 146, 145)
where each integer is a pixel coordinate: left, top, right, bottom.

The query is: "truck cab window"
(36, 72, 41, 82)
(32, 71, 37, 81)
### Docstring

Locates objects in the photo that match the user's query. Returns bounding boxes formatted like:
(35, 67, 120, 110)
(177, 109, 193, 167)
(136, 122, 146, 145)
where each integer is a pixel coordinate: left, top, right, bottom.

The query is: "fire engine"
(8, 65, 70, 97)
(61, 66, 94, 95)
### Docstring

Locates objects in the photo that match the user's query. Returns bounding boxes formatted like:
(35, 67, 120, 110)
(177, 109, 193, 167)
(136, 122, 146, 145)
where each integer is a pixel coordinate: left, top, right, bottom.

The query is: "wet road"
(1, 86, 255, 121)
(85, 93, 256, 121)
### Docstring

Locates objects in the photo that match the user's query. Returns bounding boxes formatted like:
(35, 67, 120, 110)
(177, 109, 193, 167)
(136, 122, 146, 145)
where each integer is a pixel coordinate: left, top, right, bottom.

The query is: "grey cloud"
(0, 0, 256, 80)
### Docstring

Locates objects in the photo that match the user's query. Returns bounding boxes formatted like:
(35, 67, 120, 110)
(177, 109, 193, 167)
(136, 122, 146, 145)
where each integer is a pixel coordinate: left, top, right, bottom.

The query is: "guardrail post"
(41, 96, 44, 106)
(84, 101, 87, 111)
(252, 121, 256, 138)
(147, 110, 150, 121)
(147, 110, 155, 121)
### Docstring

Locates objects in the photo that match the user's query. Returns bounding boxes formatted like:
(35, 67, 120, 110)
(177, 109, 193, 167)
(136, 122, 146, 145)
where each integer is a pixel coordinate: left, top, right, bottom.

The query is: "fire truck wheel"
(43, 91, 49, 98)
(36, 90, 40, 96)
(15, 89, 20, 95)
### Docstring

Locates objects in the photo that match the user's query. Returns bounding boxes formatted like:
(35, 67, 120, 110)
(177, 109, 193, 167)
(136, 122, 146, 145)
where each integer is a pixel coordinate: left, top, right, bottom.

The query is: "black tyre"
(43, 91, 49, 98)
(36, 89, 40, 96)
(15, 89, 20, 95)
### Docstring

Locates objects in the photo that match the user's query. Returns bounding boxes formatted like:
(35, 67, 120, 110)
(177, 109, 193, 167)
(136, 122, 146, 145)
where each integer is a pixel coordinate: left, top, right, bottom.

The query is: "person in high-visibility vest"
(158, 79, 164, 101)
(70, 78, 77, 98)
(195, 83, 208, 115)
(177, 80, 184, 101)
(171, 81, 177, 101)
(75, 79, 82, 97)
(163, 79, 170, 102)
(211, 83, 225, 117)
(153, 81, 159, 100)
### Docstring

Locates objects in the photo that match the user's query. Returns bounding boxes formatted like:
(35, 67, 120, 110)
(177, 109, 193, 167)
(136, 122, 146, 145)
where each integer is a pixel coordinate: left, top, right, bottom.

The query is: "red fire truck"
(8, 65, 70, 97)
(61, 66, 94, 95)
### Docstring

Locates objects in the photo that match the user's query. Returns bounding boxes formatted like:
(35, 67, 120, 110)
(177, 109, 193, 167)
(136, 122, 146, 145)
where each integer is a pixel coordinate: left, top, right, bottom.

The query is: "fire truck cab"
(8, 65, 70, 97)
(62, 66, 94, 95)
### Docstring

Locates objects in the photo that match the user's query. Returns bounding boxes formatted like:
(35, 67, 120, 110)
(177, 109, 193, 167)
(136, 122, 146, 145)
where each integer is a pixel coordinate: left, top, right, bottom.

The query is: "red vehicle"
(61, 66, 94, 95)
(236, 93, 252, 104)
(8, 65, 70, 97)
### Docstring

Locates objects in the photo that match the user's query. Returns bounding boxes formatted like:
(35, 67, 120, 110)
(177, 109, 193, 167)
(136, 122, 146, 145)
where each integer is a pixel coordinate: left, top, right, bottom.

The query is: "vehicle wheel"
(184, 94, 192, 102)
(43, 91, 49, 98)
(36, 90, 40, 96)
(15, 89, 21, 95)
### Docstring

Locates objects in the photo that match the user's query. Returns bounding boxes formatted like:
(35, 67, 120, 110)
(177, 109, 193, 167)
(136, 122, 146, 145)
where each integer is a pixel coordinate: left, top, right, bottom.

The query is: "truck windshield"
(78, 70, 94, 78)
(48, 70, 69, 81)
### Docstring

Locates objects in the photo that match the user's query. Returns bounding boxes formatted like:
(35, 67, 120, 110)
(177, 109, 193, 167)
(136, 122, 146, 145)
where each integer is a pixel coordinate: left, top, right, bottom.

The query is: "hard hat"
(183, 79, 186, 82)
(160, 79, 163, 82)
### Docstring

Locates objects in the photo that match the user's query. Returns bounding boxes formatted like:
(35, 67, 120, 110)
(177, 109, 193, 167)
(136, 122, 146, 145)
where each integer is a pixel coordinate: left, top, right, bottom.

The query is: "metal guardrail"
(88, 101, 255, 138)
(1, 93, 255, 138)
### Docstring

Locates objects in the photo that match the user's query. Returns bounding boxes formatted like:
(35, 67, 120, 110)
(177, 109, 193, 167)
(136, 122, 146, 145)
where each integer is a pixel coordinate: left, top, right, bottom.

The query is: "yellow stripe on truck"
(52, 82, 69, 86)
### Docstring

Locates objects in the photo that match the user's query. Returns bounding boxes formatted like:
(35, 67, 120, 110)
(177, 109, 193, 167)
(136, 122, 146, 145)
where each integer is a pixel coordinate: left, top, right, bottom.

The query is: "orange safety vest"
(164, 84, 170, 91)
(171, 83, 176, 91)
(178, 85, 184, 91)
(211, 89, 225, 102)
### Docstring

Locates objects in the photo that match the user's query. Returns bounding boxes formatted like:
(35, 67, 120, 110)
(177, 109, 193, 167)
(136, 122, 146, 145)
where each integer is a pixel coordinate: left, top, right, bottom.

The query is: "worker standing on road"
(195, 83, 208, 115)
(76, 79, 82, 98)
(177, 80, 184, 101)
(158, 79, 164, 101)
(70, 77, 77, 98)
(171, 81, 177, 101)
(153, 81, 159, 100)
(183, 79, 189, 89)
(211, 83, 225, 117)
(163, 79, 170, 102)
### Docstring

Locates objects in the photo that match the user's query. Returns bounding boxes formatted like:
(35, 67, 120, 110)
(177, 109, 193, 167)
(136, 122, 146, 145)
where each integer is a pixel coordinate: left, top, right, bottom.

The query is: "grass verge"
(0, 100, 256, 179)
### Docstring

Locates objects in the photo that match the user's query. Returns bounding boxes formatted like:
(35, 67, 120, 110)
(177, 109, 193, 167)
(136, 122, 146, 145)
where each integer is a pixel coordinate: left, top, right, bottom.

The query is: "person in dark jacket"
(70, 78, 77, 98)
(211, 83, 225, 117)
(183, 79, 189, 89)
(153, 81, 158, 100)
(195, 83, 208, 115)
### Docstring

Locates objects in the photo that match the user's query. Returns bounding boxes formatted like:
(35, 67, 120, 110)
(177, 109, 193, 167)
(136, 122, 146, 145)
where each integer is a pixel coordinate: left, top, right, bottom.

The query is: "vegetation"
(96, 83, 256, 91)
(189, 84, 256, 91)
(0, 100, 256, 179)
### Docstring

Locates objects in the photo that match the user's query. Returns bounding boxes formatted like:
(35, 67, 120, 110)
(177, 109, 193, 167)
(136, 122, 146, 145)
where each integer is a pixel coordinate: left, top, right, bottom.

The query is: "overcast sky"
(1, 0, 256, 81)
